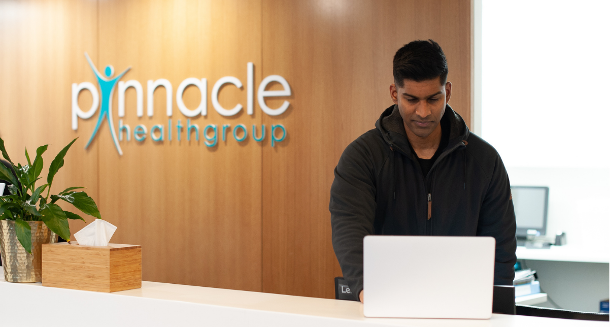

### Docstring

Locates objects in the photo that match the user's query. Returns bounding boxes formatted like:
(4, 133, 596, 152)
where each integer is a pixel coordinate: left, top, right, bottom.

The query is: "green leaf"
(53, 191, 101, 219)
(0, 194, 20, 202)
(30, 184, 48, 205)
(26, 177, 42, 190)
(0, 204, 19, 220)
(0, 169, 12, 185)
(0, 137, 14, 165)
(0, 202, 19, 216)
(71, 191, 101, 219)
(14, 218, 32, 253)
(8, 184, 19, 196)
(41, 203, 70, 241)
(25, 148, 31, 166)
(22, 200, 41, 217)
(16, 164, 31, 193)
(36, 144, 47, 159)
(59, 186, 84, 195)
(47, 138, 77, 186)
(64, 210, 86, 222)
(0, 161, 19, 189)
(30, 145, 47, 184)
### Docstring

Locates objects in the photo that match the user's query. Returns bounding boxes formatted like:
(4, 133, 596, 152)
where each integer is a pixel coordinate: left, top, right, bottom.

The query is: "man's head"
(390, 40, 451, 141)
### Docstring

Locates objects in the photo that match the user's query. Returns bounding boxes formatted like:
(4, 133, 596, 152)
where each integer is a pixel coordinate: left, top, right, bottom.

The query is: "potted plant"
(0, 137, 101, 282)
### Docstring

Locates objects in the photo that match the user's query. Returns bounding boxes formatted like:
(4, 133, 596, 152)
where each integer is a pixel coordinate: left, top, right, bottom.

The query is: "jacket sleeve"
(329, 137, 379, 301)
(477, 154, 517, 285)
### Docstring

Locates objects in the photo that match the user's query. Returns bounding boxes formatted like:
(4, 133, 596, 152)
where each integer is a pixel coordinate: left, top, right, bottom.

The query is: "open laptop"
(363, 236, 495, 319)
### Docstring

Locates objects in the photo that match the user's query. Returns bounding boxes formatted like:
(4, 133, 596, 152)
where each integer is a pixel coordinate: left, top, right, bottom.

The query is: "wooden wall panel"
(0, 0, 99, 236)
(1, 0, 472, 299)
(95, 0, 263, 291)
(260, 0, 472, 298)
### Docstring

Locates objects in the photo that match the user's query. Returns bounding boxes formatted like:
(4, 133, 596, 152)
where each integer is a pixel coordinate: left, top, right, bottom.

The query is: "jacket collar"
(375, 104, 470, 156)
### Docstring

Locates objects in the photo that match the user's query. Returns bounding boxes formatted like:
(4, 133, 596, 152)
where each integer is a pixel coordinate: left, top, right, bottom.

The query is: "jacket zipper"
(427, 193, 431, 220)
(423, 142, 466, 235)
(390, 140, 466, 236)
(416, 158, 433, 235)
(425, 192, 432, 235)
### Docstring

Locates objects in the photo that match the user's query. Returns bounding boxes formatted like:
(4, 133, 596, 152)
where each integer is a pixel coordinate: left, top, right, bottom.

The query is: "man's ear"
(390, 84, 398, 104)
(445, 81, 452, 103)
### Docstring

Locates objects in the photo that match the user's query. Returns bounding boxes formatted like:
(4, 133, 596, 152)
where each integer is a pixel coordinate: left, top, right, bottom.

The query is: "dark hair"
(393, 39, 448, 87)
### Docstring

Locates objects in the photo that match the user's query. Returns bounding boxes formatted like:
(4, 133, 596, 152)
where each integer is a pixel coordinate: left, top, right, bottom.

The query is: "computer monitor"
(511, 186, 549, 238)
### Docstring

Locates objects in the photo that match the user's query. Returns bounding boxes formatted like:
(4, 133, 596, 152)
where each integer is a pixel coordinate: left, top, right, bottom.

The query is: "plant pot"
(0, 220, 58, 282)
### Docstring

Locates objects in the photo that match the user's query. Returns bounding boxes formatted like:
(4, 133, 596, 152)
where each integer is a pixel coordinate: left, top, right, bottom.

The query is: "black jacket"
(330, 104, 517, 300)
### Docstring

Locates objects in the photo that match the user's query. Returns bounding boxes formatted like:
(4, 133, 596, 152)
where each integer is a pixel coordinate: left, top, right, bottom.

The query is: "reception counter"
(0, 270, 606, 327)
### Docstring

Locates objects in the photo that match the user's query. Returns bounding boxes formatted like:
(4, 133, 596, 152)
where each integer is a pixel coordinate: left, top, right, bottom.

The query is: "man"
(330, 40, 516, 303)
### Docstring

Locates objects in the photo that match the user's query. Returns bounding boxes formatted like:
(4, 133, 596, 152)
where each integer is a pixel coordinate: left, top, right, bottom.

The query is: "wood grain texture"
(95, 0, 263, 291)
(0, 0, 99, 239)
(260, 0, 472, 298)
(1, 0, 472, 299)
(42, 243, 142, 293)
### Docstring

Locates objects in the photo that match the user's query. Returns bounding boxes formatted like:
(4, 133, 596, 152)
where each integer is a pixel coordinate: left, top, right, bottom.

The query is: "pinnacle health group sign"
(71, 53, 290, 156)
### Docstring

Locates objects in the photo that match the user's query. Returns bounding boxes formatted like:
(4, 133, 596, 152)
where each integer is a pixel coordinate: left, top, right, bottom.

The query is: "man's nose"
(415, 102, 432, 118)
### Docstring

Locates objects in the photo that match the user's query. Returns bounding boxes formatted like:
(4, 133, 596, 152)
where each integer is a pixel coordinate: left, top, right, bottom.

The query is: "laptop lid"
(363, 236, 495, 319)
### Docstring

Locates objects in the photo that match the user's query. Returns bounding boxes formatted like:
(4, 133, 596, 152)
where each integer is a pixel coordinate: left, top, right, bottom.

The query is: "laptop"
(363, 236, 495, 319)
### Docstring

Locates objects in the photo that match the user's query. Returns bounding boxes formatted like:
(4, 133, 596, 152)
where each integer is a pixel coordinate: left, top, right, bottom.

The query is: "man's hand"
(359, 290, 364, 303)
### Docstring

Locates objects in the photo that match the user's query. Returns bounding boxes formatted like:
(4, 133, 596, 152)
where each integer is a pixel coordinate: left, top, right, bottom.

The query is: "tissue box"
(42, 242, 141, 292)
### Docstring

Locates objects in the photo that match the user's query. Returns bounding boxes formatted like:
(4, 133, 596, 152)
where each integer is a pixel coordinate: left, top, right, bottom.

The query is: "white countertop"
(516, 245, 609, 263)
(0, 270, 606, 326)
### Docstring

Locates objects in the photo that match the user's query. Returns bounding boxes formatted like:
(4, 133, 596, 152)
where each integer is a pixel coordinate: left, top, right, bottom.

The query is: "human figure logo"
(84, 52, 130, 155)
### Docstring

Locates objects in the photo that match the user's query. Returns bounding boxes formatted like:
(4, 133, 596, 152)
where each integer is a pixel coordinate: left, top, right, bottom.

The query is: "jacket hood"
(374, 104, 470, 156)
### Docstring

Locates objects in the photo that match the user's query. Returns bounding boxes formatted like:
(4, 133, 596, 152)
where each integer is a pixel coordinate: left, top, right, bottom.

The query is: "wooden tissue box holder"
(42, 242, 141, 292)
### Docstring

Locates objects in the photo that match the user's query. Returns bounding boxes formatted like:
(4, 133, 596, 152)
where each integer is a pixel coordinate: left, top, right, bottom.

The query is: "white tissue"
(74, 219, 117, 246)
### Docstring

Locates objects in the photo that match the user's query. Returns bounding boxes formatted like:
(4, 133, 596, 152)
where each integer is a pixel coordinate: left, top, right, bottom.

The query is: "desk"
(517, 245, 609, 263)
(0, 271, 606, 327)
(516, 246, 609, 312)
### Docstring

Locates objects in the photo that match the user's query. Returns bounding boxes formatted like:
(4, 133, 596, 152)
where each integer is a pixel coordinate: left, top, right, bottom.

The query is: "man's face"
(390, 77, 451, 140)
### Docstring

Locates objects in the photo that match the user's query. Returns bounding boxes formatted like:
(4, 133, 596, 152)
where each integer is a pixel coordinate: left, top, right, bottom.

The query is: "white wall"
(480, 0, 610, 251)
(507, 167, 609, 249)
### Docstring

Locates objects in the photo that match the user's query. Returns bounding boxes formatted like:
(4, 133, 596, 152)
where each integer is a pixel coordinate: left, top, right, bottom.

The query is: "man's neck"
(404, 124, 442, 160)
